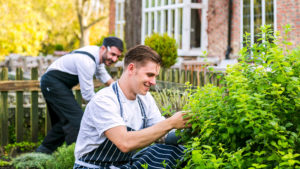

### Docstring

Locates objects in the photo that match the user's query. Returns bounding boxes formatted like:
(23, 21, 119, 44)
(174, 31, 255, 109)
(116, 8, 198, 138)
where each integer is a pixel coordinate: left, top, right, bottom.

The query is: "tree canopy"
(0, 0, 109, 60)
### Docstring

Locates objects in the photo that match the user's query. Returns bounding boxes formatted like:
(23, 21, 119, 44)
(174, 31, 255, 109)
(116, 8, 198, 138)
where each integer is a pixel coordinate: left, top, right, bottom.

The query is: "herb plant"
(180, 25, 300, 168)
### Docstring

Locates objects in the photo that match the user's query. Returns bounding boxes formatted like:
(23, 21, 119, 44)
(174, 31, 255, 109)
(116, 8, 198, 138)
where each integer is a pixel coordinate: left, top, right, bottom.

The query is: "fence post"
(0, 68, 9, 146)
(186, 70, 191, 84)
(179, 70, 185, 84)
(16, 67, 24, 142)
(193, 71, 197, 86)
(173, 69, 179, 83)
(199, 71, 204, 87)
(31, 67, 39, 142)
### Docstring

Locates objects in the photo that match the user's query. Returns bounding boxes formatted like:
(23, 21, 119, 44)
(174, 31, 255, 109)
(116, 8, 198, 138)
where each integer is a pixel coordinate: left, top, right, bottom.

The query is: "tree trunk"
(125, 0, 142, 49)
(81, 27, 90, 47)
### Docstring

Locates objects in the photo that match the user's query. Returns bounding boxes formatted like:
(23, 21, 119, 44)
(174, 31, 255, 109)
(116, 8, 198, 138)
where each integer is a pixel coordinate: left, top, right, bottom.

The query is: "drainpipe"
(225, 0, 233, 59)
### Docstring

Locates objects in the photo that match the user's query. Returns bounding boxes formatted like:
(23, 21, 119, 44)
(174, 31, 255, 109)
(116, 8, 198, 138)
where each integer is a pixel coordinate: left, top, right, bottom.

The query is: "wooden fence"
(0, 66, 224, 146)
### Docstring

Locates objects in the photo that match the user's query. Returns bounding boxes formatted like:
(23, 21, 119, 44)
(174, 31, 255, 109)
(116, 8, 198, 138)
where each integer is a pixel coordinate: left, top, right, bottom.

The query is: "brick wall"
(277, 0, 300, 49)
(207, 0, 229, 59)
(108, 0, 115, 35)
(231, 0, 241, 58)
(207, 0, 241, 59)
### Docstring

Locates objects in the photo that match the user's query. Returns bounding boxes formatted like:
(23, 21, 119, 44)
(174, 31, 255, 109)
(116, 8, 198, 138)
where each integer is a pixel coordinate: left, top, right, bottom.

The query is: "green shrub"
(180, 25, 300, 168)
(12, 152, 53, 169)
(46, 143, 75, 169)
(0, 160, 12, 167)
(4, 142, 39, 157)
(144, 33, 178, 68)
(55, 44, 64, 51)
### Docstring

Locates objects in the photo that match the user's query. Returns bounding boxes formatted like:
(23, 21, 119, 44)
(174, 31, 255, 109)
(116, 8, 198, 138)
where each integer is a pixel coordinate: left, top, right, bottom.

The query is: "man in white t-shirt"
(36, 37, 124, 154)
(74, 45, 190, 169)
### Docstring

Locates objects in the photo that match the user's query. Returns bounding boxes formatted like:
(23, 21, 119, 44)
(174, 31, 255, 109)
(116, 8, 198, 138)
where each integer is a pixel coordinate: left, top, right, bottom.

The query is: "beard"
(102, 51, 114, 66)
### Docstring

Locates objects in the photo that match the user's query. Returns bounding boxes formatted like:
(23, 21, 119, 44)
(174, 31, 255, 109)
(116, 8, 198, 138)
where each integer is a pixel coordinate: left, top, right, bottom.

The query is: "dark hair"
(103, 36, 124, 52)
(124, 45, 161, 68)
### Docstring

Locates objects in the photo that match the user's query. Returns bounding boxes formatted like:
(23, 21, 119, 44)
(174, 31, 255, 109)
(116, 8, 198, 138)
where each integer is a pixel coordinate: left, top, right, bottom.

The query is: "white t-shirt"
(47, 46, 111, 101)
(74, 82, 165, 160)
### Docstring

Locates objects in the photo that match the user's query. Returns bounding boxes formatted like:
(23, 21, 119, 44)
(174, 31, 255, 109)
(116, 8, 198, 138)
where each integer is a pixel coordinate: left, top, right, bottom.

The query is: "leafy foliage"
(144, 33, 178, 68)
(46, 143, 75, 169)
(4, 142, 39, 157)
(12, 152, 53, 169)
(180, 25, 300, 168)
(0, 0, 110, 59)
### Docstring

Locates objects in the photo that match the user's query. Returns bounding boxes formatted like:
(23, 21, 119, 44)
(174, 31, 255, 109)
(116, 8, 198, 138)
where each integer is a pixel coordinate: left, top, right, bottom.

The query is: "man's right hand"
(168, 111, 191, 129)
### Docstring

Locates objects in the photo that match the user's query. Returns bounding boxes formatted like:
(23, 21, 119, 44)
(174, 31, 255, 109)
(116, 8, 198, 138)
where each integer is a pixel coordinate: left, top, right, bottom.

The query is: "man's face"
(132, 61, 160, 96)
(102, 46, 122, 66)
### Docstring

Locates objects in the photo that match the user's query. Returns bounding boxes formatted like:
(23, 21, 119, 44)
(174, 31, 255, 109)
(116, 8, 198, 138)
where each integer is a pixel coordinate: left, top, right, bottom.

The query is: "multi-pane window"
(141, 0, 208, 56)
(115, 0, 125, 40)
(241, 0, 276, 46)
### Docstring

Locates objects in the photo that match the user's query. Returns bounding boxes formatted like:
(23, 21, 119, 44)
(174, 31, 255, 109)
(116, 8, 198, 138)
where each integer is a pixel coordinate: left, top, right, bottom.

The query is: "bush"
(144, 33, 178, 68)
(46, 143, 75, 169)
(4, 142, 39, 157)
(0, 160, 12, 167)
(180, 25, 300, 168)
(12, 153, 53, 169)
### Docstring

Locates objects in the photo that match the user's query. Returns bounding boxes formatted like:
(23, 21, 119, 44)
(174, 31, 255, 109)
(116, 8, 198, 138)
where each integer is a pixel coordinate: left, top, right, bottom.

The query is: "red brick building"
(109, 0, 299, 60)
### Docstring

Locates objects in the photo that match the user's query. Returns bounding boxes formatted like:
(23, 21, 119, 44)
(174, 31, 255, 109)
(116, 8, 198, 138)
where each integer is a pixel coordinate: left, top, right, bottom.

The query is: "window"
(115, 0, 125, 40)
(241, 0, 276, 46)
(141, 0, 208, 56)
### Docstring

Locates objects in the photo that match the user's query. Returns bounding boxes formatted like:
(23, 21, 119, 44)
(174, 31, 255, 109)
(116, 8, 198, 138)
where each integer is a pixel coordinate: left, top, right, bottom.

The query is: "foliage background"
(179, 26, 300, 168)
(0, 0, 109, 61)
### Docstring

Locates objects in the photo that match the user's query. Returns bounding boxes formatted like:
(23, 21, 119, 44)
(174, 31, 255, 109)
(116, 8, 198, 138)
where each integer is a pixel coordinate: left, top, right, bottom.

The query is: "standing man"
(36, 37, 124, 154)
(74, 45, 190, 169)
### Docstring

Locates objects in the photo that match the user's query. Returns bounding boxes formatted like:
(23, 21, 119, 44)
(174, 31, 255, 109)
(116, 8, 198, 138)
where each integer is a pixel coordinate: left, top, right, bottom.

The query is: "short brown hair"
(124, 45, 161, 68)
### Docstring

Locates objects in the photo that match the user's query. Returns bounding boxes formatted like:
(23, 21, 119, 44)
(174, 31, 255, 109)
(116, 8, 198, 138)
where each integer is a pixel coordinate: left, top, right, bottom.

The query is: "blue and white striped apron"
(74, 82, 185, 169)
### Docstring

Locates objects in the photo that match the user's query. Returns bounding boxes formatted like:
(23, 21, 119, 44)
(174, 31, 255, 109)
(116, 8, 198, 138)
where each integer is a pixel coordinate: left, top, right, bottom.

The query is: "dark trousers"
(40, 70, 83, 152)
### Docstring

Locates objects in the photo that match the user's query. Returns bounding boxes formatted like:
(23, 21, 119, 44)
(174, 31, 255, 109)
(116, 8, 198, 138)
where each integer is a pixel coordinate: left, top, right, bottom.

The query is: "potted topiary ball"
(144, 33, 178, 68)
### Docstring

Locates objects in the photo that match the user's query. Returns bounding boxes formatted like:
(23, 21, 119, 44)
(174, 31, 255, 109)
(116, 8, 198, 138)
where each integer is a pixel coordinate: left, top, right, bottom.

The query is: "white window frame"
(141, 0, 208, 56)
(240, 0, 277, 47)
(115, 0, 125, 40)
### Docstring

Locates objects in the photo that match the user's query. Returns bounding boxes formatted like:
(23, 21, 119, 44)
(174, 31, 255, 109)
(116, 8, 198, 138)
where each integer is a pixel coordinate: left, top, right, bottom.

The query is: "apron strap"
(70, 51, 96, 64)
(112, 82, 147, 128)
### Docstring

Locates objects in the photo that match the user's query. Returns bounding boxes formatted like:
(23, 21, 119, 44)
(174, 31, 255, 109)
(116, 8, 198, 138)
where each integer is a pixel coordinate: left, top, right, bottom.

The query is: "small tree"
(144, 33, 178, 68)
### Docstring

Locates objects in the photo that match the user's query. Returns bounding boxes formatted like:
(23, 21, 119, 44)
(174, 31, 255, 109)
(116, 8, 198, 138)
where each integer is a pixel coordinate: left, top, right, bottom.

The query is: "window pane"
(146, 0, 149, 8)
(190, 9, 201, 48)
(179, 8, 183, 49)
(178, 0, 183, 3)
(158, 0, 161, 6)
(171, 9, 175, 37)
(145, 13, 148, 36)
(254, 0, 262, 43)
(172, 0, 176, 4)
(151, 0, 155, 7)
(151, 12, 155, 34)
(265, 0, 274, 29)
(164, 0, 168, 5)
(118, 3, 122, 20)
(157, 11, 161, 33)
(243, 0, 251, 43)
(165, 10, 168, 32)
(192, 0, 202, 3)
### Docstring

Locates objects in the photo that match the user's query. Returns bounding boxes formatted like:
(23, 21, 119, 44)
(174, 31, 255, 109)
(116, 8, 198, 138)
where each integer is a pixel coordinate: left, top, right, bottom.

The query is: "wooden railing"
(0, 66, 224, 146)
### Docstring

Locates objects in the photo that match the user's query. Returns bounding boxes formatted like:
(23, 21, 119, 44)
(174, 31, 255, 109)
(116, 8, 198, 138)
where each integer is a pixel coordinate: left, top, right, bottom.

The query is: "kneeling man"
(74, 45, 189, 169)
